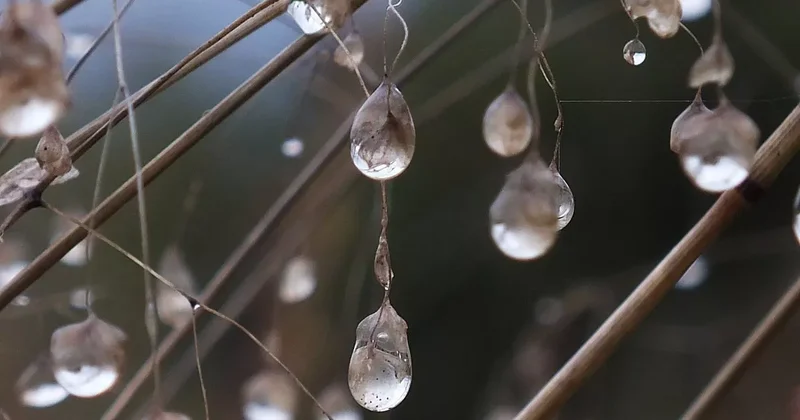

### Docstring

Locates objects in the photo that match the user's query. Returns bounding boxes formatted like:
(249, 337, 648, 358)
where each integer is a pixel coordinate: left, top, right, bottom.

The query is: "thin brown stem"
(65, 0, 135, 84)
(508, 0, 528, 86)
(513, 105, 800, 420)
(190, 313, 210, 420)
(0, 139, 12, 162)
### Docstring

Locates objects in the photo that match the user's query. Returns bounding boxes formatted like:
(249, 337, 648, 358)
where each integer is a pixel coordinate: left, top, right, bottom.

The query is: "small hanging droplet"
(670, 91, 711, 154)
(142, 411, 192, 420)
(688, 35, 735, 88)
(482, 87, 534, 157)
(350, 80, 416, 180)
(16, 355, 69, 408)
(50, 314, 126, 398)
(333, 31, 365, 71)
(348, 301, 411, 412)
(156, 245, 195, 328)
(622, 38, 646, 66)
(490, 157, 560, 260)
(316, 384, 362, 420)
(69, 287, 94, 310)
(278, 255, 317, 304)
(549, 165, 575, 230)
(677, 97, 759, 193)
(242, 371, 297, 420)
(286, 0, 349, 35)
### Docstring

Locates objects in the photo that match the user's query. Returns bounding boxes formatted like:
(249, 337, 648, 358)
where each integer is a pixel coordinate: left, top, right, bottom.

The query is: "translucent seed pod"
(490, 157, 560, 260)
(316, 384, 362, 420)
(794, 185, 800, 245)
(333, 31, 365, 70)
(350, 80, 416, 180)
(348, 301, 412, 412)
(242, 371, 297, 420)
(142, 411, 192, 420)
(482, 87, 534, 157)
(688, 35, 735, 88)
(35, 125, 72, 177)
(156, 245, 195, 329)
(16, 355, 69, 408)
(50, 313, 126, 398)
(286, 0, 349, 35)
(278, 255, 317, 303)
(549, 164, 575, 230)
(677, 97, 760, 193)
(622, 38, 647, 66)
(670, 91, 711, 154)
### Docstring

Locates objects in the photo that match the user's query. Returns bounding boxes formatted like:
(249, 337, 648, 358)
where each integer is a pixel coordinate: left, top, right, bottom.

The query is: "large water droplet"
(550, 166, 574, 230)
(50, 314, 126, 398)
(334, 32, 365, 70)
(689, 36, 735, 88)
(286, 0, 349, 35)
(622, 38, 646, 66)
(482, 87, 534, 157)
(350, 80, 416, 180)
(279, 255, 317, 303)
(670, 92, 711, 154)
(242, 371, 296, 420)
(16, 355, 69, 408)
(156, 245, 195, 329)
(490, 157, 560, 260)
(348, 301, 411, 412)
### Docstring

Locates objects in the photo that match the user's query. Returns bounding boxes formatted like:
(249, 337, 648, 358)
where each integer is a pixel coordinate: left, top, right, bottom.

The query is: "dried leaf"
(0, 158, 79, 207)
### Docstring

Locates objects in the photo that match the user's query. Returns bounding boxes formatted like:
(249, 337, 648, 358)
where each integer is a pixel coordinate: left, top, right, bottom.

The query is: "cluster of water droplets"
(287, 0, 350, 35)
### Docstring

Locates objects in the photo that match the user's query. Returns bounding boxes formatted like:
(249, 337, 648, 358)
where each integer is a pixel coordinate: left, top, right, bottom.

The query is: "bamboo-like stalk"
(513, 105, 800, 420)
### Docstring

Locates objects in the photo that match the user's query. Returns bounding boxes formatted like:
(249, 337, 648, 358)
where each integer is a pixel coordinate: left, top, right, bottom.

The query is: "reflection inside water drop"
(681, 154, 748, 193)
(622, 39, 646, 66)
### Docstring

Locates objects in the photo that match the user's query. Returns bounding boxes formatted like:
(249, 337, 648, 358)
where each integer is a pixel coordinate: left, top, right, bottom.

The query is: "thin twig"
(190, 313, 210, 420)
(513, 106, 800, 420)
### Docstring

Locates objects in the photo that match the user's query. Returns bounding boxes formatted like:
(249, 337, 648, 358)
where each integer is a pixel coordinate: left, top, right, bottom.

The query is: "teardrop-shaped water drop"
(334, 32, 365, 70)
(483, 87, 534, 157)
(50, 314, 126, 398)
(286, 0, 349, 35)
(350, 80, 416, 180)
(278, 255, 317, 304)
(16, 355, 69, 408)
(348, 301, 411, 412)
(242, 371, 296, 420)
(549, 165, 575, 230)
(688, 35, 735, 88)
(622, 38, 646, 66)
(490, 157, 560, 260)
(156, 245, 195, 328)
(678, 98, 759, 192)
(670, 91, 711, 154)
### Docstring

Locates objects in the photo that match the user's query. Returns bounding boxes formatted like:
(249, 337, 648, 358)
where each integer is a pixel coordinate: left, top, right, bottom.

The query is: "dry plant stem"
(681, 272, 800, 419)
(190, 313, 210, 420)
(41, 202, 334, 420)
(386, 0, 409, 76)
(508, 0, 528, 86)
(513, 104, 800, 420)
(0, 139, 12, 161)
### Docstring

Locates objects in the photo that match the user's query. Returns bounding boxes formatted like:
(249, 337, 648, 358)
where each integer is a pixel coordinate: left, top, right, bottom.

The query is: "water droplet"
(348, 301, 412, 412)
(482, 87, 534, 157)
(316, 384, 362, 420)
(670, 92, 711, 154)
(64, 32, 94, 60)
(69, 288, 94, 309)
(675, 256, 709, 290)
(156, 245, 195, 328)
(286, 0, 349, 35)
(16, 355, 69, 408)
(350, 80, 416, 180)
(278, 256, 317, 304)
(689, 36, 735, 88)
(334, 32, 365, 70)
(677, 98, 759, 192)
(12, 295, 30, 306)
(549, 166, 574, 230)
(679, 0, 712, 21)
(50, 314, 126, 398)
(281, 137, 304, 158)
(622, 39, 646, 66)
(0, 260, 28, 291)
(490, 157, 560, 260)
(242, 371, 296, 420)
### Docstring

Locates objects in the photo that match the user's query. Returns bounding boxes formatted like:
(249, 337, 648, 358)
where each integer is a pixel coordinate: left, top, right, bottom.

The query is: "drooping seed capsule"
(278, 255, 317, 304)
(677, 97, 759, 193)
(482, 87, 534, 157)
(35, 125, 72, 176)
(156, 245, 195, 329)
(142, 410, 192, 420)
(350, 80, 416, 180)
(670, 91, 711, 154)
(622, 38, 646, 66)
(16, 355, 69, 408)
(348, 300, 411, 412)
(688, 35, 735, 88)
(242, 371, 296, 420)
(333, 31, 365, 70)
(793, 185, 800, 245)
(316, 384, 362, 420)
(490, 157, 560, 260)
(286, 0, 349, 35)
(50, 314, 126, 398)
(549, 164, 575, 230)
(0, 157, 79, 207)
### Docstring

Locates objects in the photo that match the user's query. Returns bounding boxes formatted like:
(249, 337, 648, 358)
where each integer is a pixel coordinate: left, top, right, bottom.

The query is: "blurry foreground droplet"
(242, 371, 296, 420)
(490, 157, 560, 260)
(333, 31, 365, 70)
(286, 0, 349, 35)
(675, 256, 709, 290)
(688, 35, 735, 88)
(482, 87, 534, 157)
(485, 406, 519, 420)
(350, 80, 415, 180)
(281, 137, 304, 158)
(622, 38, 646, 66)
(69, 287, 94, 310)
(16, 355, 69, 408)
(50, 314, 126, 398)
(156, 245, 195, 329)
(316, 384, 362, 420)
(278, 255, 317, 304)
(679, 0, 712, 21)
(348, 301, 411, 412)
(550, 165, 574, 230)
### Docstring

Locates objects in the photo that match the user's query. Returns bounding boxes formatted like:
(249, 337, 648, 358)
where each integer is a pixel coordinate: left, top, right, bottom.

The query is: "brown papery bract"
(35, 125, 72, 177)
(688, 35, 735, 88)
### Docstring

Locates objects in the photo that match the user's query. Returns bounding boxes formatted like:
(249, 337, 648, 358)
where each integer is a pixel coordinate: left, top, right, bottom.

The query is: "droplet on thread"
(670, 92, 711, 154)
(156, 245, 196, 329)
(622, 38, 646, 66)
(549, 165, 574, 230)
(482, 87, 534, 157)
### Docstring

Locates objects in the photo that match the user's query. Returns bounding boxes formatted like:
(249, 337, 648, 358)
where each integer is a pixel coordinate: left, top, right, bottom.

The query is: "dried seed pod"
(670, 91, 712, 154)
(348, 300, 411, 412)
(278, 255, 317, 303)
(482, 87, 534, 157)
(622, 38, 646, 66)
(16, 355, 69, 408)
(490, 157, 560, 260)
(625, 0, 682, 38)
(35, 125, 71, 176)
(333, 31, 365, 70)
(677, 97, 759, 192)
(549, 164, 575, 230)
(50, 314, 127, 398)
(286, 0, 349, 35)
(155, 245, 195, 329)
(242, 371, 297, 420)
(688, 35, 735, 88)
(350, 80, 415, 180)
(0, 157, 79, 207)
